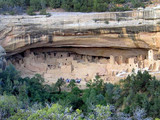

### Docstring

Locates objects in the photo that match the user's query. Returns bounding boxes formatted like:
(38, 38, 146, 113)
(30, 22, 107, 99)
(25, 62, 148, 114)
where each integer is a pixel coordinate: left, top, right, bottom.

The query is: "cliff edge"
(1, 7, 160, 56)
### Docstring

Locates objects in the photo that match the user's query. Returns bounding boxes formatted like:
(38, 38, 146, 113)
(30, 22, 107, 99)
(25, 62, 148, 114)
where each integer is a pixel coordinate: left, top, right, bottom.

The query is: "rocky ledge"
(1, 7, 160, 57)
(1, 7, 160, 84)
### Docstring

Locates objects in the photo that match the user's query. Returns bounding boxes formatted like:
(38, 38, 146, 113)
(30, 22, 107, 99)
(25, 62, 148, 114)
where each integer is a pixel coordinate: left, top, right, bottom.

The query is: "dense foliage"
(0, 64, 160, 119)
(0, 0, 149, 14)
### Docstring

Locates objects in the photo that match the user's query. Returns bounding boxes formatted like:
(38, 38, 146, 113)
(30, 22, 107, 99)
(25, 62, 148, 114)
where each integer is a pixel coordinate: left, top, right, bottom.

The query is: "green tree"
(67, 79, 76, 90)
(61, 0, 74, 11)
(83, 88, 98, 111)
(120, 71, 160, 117)
(93, 0, 107, 12)
(0, 64, 20, 95)
(24, 74, 51, 103)
(86, 75, 104, 93)
(65, 87, 83, 110)
(49, 0, 61, 8)
(54, 78, 65, 93)
(30, 0, 41, 10)
(73, 0, 81, 12)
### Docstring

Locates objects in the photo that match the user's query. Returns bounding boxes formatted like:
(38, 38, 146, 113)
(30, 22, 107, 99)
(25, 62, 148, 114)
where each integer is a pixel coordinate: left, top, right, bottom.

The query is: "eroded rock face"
(1, 7, 160, 84)
(1, 8, 160, 56)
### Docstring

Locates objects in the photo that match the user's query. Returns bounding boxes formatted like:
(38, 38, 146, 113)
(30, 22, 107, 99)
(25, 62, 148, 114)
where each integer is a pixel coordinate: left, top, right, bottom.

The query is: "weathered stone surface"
(2, 7, 160, 85)
(1, 7, 160, 56)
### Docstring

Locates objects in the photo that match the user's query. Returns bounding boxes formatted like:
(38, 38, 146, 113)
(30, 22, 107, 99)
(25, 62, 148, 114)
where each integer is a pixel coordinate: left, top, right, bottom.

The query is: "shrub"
(9, 11, 15, 15)
(10, 103, 112, 120)
(46, 13, 51, 17)
(110, 6, 131, 12)
(29, 0, 41, 11)
(39, 9, 51, 17)
(8, 110, 32, 120)
(155, 118, 160, 120)
(40, 9, 47, 15)
(49, 0, 61, 8)
(0, 95, 21, 119)
(26, 7, 36, 15)
(132, 0, 145, 8)
(0, 0, 149, 14)
(105, 20, 109, 24)
(26, 104, 84, 120)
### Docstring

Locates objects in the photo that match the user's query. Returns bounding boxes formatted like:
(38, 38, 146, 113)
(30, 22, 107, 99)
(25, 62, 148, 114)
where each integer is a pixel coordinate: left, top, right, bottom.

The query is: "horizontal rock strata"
(0, 8, 160, 56)
(1, 7, 160, 84)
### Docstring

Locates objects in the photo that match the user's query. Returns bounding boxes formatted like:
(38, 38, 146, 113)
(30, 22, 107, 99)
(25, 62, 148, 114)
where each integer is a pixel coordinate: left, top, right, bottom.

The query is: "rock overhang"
(0, 9, 160, 56)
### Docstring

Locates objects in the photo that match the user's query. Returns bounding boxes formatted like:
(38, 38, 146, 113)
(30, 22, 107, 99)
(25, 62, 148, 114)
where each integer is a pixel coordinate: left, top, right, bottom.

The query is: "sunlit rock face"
(1, 8, 160, 55)
(1, 7, 160, 84)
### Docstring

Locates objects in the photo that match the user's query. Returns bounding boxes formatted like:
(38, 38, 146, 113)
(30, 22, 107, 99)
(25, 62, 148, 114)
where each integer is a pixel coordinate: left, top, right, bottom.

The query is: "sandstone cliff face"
(1, 8, 160, 56)
(1, 7, 160, 85)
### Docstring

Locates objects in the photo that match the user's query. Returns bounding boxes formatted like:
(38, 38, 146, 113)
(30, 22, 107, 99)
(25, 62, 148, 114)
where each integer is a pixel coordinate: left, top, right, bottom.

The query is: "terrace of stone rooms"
(8, 48, 160, 87)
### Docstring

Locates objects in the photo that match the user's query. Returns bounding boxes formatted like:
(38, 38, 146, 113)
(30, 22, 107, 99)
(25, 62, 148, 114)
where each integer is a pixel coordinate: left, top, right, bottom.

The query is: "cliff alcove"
(1, 7, 160, 85)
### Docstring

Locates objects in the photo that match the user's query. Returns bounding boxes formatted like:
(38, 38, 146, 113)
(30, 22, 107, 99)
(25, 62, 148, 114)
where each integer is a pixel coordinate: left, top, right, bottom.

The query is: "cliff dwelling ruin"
(2, 6, 160, 86)
(7, 48, 160, 86)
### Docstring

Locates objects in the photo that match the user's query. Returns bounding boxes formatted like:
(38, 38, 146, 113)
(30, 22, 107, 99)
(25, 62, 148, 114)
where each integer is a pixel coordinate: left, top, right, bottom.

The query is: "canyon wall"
(1, 7, 160, 84)
(0, 7, 160, 56)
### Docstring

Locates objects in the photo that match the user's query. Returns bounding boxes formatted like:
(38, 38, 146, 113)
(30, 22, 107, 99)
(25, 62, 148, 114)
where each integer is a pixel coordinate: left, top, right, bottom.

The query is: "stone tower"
(148, 50, 154, 60)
